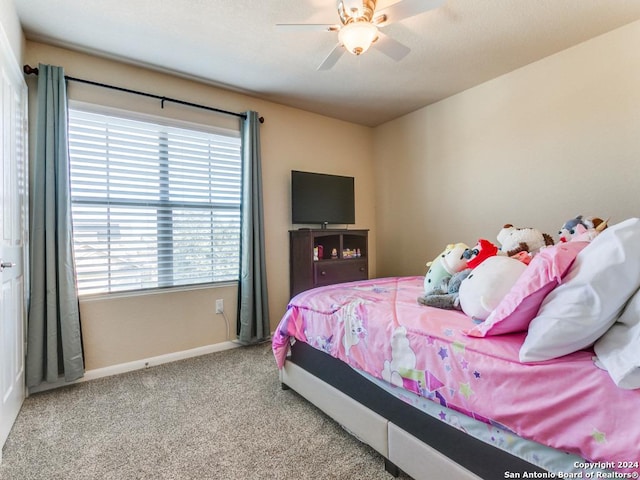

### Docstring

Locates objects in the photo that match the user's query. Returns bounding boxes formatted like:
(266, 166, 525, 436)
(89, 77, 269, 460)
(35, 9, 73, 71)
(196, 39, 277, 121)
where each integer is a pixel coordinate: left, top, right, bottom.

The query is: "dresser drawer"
(314, 260, 368, 287)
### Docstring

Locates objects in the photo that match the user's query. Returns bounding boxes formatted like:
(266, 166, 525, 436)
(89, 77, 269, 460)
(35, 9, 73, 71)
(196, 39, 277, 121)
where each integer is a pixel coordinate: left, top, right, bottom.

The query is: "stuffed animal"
(463, 239, 499, 269)
(509, 250, 532, 265)
(497, 224, 554, 257)
(418, 268, 472, 310)
(558, 215, 608, 242)
(423, 243, 469, 295)
(458, 256, 526, 321)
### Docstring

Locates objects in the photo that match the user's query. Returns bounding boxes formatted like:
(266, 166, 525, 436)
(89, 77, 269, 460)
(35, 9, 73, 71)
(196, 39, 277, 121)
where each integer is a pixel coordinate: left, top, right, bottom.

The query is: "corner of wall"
(0, 0, 24, 64)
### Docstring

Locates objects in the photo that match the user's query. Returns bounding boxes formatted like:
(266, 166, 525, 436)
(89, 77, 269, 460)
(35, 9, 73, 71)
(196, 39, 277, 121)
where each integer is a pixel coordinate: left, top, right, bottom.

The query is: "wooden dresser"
(289, 229, 368, 298)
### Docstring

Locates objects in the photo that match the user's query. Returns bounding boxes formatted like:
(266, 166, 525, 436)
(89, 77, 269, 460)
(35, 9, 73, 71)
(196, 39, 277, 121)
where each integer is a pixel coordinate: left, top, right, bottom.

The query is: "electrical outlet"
(215, 299, 224, 314)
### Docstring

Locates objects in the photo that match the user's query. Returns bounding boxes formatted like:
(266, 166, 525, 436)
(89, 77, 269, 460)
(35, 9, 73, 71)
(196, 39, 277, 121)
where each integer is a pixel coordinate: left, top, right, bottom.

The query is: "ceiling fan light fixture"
(338, 21, 378, 56)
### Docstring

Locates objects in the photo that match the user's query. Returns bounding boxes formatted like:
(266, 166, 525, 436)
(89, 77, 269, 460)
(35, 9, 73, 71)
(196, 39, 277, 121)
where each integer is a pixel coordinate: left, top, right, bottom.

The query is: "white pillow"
(520, 218, 640, 363)
(594, 287, 640, 389)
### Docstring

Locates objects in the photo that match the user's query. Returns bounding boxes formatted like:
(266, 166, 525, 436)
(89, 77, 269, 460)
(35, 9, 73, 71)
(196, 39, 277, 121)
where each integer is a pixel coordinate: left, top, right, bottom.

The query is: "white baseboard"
(28, 341, 240, 395)
(84, 341, 240, 381)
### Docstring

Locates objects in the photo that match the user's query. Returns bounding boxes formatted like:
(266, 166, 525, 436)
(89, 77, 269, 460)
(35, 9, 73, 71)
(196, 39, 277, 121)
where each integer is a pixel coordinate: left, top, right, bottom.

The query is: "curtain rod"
(23, 64, 264, 124)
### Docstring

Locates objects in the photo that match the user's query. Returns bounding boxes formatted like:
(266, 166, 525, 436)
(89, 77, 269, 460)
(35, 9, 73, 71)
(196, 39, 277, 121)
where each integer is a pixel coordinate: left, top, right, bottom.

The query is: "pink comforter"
(272, 277, 640, 475)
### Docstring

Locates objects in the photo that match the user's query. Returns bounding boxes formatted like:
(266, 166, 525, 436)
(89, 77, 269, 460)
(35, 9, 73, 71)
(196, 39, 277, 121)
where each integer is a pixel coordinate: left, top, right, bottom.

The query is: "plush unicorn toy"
(558, 215, 608, 243)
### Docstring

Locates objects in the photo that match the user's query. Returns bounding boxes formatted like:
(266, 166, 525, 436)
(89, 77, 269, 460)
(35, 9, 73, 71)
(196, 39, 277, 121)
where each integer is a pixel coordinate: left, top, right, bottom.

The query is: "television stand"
(289, 229, 368, 298)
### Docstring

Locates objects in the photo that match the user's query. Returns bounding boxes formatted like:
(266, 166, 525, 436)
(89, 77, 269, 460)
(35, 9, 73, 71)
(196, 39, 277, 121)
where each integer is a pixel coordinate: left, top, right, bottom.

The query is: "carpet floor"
(0, 342, 409, 479)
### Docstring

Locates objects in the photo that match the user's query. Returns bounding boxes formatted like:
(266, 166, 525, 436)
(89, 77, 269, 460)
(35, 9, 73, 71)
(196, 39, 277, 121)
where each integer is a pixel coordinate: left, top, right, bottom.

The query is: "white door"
(0, 28, 28, 462)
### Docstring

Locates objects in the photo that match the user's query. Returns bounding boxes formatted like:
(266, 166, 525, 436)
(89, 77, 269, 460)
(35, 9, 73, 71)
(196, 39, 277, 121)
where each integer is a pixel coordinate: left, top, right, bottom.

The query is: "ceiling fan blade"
(374, 31, 410, 61)
(275, 23, 339, 32)
(317, 44, 345, 71)
(375, 0, 445, 26)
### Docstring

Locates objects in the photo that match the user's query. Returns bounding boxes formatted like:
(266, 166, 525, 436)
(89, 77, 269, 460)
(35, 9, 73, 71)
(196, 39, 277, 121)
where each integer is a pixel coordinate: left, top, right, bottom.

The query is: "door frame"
(0, 21, 28, 462)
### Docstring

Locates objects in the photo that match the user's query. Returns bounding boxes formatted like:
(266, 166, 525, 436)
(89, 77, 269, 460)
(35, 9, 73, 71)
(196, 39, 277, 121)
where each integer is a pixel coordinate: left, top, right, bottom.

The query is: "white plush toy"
(458, 256, 526, 321)
(423, 243, 469, 295)
(497, 224, 554, 257)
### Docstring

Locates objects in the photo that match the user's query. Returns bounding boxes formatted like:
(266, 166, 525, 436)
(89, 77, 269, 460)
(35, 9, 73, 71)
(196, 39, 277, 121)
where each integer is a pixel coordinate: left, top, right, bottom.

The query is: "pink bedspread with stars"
(272, 276, 640, 476)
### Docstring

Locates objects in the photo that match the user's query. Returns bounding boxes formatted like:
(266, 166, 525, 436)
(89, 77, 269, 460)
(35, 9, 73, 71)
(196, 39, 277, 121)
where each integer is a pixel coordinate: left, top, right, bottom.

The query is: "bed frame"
(280, 341, 547, 480)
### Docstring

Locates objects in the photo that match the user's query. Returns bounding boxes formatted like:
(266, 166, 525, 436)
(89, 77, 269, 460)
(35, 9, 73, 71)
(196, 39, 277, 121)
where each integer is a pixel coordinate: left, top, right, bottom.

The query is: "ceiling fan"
(276, 0, 445, 70)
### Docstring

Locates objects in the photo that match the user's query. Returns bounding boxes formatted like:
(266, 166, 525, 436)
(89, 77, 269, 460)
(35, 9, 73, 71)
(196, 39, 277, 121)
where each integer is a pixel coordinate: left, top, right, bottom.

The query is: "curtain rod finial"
(259, 116, 265, 124)
(23, 64, 39, 75)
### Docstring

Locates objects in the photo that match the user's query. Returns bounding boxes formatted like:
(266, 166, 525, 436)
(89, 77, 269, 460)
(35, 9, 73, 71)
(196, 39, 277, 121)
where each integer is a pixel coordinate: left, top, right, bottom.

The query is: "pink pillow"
(465, 241, 589, 337)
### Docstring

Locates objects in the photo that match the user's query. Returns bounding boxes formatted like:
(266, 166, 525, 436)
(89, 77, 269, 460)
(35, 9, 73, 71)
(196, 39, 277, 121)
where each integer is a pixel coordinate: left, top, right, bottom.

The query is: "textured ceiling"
(14, 0, 640, 126)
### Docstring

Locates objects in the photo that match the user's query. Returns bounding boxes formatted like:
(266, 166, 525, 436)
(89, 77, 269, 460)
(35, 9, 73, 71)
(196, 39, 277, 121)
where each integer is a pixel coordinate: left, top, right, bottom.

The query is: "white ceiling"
(14, 0, 640, 127)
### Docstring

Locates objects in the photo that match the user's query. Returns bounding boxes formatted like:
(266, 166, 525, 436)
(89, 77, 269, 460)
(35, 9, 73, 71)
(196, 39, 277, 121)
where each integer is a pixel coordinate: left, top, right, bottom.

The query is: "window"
(68, 108, 242, 295)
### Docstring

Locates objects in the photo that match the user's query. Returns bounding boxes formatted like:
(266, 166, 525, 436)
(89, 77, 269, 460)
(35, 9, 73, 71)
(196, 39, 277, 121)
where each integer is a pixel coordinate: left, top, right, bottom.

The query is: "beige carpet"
(0, 342, 408, 479)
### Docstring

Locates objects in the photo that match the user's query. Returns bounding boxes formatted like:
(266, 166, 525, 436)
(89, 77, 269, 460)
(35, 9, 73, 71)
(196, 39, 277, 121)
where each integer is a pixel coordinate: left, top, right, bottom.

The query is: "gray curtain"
(26, 64, 84, 388)
(237, 111, 269, 344)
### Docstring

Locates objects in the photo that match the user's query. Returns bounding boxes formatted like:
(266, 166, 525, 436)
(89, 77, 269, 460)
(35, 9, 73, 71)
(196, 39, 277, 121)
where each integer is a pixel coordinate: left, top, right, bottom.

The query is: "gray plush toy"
(417, 268, 472, 310)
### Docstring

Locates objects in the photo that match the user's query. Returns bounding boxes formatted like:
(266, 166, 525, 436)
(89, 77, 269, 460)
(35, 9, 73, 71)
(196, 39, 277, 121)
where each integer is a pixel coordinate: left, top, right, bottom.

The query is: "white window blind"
(68, 108, 242, 295)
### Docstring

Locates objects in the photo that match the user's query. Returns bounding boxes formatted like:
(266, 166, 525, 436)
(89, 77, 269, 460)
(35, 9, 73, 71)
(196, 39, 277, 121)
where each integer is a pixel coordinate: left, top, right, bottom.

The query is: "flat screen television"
(291, 170, 355, 228)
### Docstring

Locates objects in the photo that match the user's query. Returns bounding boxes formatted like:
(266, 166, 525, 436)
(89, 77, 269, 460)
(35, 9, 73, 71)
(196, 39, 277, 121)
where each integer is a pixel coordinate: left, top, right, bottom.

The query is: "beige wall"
(373, 20, 640, 277)
(24, 41, 376, 370)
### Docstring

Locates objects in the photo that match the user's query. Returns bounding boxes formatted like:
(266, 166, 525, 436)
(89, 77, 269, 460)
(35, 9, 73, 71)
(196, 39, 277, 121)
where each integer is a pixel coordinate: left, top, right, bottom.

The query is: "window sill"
(78, 281, 238, 302)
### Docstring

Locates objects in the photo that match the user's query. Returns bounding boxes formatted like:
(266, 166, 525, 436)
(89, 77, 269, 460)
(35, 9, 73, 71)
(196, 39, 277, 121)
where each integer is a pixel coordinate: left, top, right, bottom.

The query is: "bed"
(272, 218, 640, 480)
